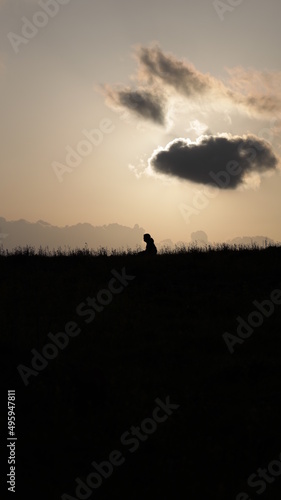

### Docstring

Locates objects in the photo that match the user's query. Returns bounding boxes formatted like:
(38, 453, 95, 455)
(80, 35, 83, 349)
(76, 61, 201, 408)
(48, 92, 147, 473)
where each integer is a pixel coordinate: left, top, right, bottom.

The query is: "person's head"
(143, 233, 151, 242)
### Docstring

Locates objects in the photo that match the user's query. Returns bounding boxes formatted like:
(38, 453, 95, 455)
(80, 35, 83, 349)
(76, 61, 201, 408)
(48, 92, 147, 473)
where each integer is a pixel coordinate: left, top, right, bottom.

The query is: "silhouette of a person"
(140, 233, 157, 255)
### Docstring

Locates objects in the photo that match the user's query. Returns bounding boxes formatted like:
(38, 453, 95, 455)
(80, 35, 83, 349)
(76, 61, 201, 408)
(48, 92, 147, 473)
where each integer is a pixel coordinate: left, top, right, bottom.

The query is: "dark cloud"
(149, 134, 279, 189)
(102, 85, 166, 125)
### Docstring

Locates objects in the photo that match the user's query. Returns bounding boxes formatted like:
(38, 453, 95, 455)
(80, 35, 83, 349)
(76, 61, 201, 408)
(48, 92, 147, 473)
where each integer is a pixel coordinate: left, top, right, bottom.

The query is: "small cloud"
(186, 119, 209, 136)
(128, 160, 146, 180)
(101, 84, 167, 125)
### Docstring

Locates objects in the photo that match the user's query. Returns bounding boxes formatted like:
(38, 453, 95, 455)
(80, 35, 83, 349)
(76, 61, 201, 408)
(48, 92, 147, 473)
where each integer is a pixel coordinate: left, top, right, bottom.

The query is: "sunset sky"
(1, 0, 281, 245)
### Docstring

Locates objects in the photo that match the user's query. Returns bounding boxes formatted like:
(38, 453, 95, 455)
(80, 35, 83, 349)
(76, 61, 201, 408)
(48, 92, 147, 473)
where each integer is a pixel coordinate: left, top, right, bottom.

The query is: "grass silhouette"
(1, 244, 281, 499)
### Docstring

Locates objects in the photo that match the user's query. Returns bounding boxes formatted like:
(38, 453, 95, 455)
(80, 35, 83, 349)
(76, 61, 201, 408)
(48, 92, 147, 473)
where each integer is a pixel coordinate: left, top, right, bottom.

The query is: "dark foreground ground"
(1, 245, 281, 499)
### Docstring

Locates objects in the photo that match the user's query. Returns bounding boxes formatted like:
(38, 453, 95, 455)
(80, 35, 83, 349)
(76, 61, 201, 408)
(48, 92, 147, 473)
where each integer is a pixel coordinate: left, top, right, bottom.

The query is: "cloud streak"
(226, 66, 281, 118)
(103, 44, 281, 125)
(136, 44, 216, 97)
(136, 45, 281, 119)
(148, 134, 279, 189)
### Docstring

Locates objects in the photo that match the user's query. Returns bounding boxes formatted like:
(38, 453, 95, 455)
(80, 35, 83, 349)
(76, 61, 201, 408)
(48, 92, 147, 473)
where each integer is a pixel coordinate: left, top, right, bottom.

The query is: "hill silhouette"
(0, 217, 277, 254)
(0, 217, 145, 252)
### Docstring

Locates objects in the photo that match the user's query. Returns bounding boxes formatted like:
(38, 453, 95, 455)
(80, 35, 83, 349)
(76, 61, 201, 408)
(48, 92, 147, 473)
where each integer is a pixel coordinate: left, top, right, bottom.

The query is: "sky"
(1, 0, 281, 245)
